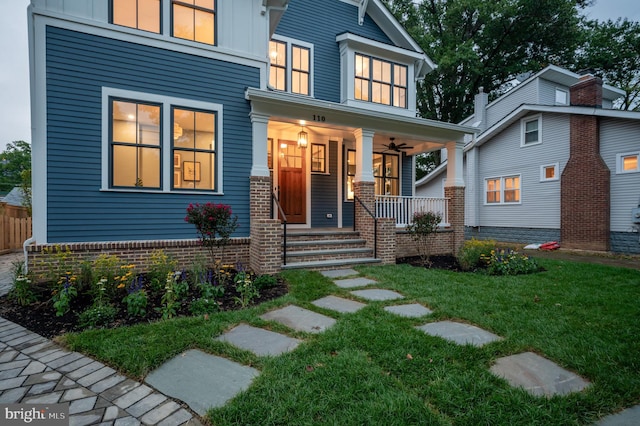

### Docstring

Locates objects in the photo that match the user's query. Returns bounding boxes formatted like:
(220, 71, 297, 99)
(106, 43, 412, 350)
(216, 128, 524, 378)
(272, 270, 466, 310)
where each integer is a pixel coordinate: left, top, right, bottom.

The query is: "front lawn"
(62, 258, 640, 425)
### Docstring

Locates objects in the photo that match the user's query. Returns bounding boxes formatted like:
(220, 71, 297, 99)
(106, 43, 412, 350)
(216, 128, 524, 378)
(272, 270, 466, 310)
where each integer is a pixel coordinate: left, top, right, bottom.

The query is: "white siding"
(600, 118, 640, 232)
(31, 0, 269, 58)
(537, 78, 570, 105)
(476, 113, 569, 229)
(485, 80, 538, 129)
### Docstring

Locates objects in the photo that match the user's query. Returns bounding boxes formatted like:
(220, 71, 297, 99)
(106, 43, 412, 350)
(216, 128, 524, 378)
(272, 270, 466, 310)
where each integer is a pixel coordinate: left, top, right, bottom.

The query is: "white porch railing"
(375, 196, 449, 227)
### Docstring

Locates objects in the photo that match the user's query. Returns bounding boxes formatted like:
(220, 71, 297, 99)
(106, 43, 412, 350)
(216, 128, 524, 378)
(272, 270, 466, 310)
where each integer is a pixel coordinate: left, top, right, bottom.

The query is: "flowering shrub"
(122, 275, 148, 317)
(407, 211, 442, 266)
(481, 248, 540, 276)
(185, 203, 238, 262)
(52, 273, 77, 316)
(233, 264, 259, 308)
(457, 238, 497, 271)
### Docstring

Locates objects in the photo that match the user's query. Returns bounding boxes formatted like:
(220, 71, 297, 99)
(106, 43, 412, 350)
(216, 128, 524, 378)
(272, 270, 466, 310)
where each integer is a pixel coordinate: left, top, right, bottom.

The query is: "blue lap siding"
(274, 0, 393, 103)
(45, 26, 259, 242)
(311, 141, 339, 227)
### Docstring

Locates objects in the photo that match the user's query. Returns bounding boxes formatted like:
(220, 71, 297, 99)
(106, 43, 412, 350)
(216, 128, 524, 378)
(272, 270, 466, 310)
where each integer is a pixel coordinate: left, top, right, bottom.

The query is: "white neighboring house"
(416, 65, 640, 254)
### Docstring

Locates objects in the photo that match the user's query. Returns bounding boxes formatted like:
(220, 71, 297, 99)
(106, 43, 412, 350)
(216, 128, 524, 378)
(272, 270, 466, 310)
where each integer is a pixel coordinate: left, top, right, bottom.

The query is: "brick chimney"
(560, 75, 610, 251)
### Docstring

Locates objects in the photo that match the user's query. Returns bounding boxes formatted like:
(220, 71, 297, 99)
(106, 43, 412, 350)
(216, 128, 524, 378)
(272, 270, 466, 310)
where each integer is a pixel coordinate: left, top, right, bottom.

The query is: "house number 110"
(313, 115, 326, 122)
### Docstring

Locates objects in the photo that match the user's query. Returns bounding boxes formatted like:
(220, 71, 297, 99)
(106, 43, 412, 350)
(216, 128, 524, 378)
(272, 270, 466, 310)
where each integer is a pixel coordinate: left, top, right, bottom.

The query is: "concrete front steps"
(281, 229, 381, 270)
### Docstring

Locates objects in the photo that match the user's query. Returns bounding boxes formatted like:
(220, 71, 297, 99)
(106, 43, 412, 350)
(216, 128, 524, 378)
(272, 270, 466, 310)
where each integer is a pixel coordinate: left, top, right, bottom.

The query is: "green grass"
(62, 259, 640, 425)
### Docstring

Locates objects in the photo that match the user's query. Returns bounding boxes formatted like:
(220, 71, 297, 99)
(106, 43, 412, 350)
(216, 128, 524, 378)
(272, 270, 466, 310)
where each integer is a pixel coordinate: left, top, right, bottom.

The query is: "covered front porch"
(245, 88, 474, 273)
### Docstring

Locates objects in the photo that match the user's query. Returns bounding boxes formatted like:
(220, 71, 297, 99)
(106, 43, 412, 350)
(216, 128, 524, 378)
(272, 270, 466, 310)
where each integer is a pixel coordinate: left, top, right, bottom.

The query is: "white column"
(445, 140, 465, 187)
(353, 128, 375, 182)
(250, 112, 270, 177)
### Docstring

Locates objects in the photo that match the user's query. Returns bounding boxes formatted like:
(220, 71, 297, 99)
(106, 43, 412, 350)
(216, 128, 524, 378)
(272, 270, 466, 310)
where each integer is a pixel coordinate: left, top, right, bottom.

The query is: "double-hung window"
(172, 0, 216, 45)
(112, 0, 161, 33)
(521, 115, 542, 146)
(105, 88, 222, 193)
(485, 176, 520, 204)
(269, 37, 312, 96)
(355, 54, 407, 108)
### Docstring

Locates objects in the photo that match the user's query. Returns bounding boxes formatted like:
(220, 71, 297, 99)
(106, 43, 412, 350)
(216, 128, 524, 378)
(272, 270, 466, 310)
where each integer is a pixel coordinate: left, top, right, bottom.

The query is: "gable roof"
(1, 187, 27, 207)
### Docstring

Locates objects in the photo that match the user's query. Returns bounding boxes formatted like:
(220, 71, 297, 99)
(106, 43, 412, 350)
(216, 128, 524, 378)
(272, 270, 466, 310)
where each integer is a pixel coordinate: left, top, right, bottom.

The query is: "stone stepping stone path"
(416, 320, 502, 347)
(384, 303, 433, 318)
(312, 295, 367, 313)
(350, 288, 404, 301)
(490, 352, 590, 397)
(596, 404, 640, 425)
(260, 305, 336, 333)
(333, 277, 377, 289)
(320, 268, 359, 278)
(145, 349, 258, 416)
(215, 324, 302, 356)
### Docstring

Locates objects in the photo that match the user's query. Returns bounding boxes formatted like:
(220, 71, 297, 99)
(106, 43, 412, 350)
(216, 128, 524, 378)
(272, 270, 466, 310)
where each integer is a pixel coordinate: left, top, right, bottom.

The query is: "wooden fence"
(0, 203, 32, 254)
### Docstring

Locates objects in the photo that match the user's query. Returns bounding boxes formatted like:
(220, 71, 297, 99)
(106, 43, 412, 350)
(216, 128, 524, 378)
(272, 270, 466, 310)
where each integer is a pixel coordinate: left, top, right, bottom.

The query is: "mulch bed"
(396, 255, 463, 271)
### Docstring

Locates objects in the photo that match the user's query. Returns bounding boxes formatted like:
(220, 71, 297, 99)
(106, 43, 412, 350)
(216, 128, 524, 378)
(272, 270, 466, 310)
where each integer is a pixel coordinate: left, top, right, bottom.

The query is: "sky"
(1, 0, 639, 153)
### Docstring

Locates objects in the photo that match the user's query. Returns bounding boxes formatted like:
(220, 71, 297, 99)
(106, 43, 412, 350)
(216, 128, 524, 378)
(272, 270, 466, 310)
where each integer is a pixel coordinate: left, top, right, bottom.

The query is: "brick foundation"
(395, 229, 454, 258)
(26, 238, 250, 279)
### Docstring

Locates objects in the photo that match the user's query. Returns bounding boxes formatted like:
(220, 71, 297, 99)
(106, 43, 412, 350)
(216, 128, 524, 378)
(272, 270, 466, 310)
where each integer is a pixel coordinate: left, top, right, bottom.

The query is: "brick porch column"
(249, 175, 282, 274)
(561, 75, 610, 251)
(445, 186, 465, 255)
(354, 181, 375, 251)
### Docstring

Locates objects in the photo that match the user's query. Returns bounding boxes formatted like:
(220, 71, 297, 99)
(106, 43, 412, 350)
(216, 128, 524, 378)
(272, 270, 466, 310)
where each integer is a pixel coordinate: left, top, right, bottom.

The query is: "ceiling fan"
(383, 137, 411, 152)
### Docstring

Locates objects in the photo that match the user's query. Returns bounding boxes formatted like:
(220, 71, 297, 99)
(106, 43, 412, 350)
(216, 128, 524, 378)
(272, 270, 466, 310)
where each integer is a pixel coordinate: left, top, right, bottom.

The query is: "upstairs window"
(555, 88, 568, 105)
(112, 0, 161, 33)
(521, 115, 542, 146)
(355, 54, 407, 108)
(269, 37, 312, 96)
(172, 0, 216, 45)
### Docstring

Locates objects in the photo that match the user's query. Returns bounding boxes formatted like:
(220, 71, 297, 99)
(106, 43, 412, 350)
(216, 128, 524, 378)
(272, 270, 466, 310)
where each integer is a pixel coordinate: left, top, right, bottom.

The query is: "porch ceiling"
(246, 88, 476, 155)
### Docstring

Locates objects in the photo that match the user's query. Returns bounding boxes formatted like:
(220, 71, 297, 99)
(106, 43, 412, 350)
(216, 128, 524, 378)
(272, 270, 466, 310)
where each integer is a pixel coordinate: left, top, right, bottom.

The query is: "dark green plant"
(148, 249, 177, 294)
(233, 265, 259, 308)
(189, 298, 220, 316)
(254, 274, 278, 290)
(77, 304, 117, 330)
(482, 248, 540, 276)
(9, 275, 37, 307)
(158, 271, 180, 320)
(52, 274, 78, 317)
(457, 238, 497, 271)
(122, 275, 148, 317)
(407, 211, 442, 266)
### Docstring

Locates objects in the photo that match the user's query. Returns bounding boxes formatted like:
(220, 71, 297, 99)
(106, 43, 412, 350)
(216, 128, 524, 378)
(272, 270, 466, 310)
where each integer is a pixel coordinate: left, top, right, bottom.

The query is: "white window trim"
(521, 114, 542, 147)
(269, 35, 314, 97)
(484, 175, 522, 205)
(616, 151, 640, 174)
(336, 32, 417, 117)
(101, 87, 224, 194)
(540, 163, 559, 182)
(555, 88, 569, 105)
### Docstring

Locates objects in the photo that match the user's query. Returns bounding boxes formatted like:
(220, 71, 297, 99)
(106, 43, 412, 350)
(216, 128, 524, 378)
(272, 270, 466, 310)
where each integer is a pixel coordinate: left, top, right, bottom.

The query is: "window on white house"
(311, 144, 326, 173)
(172, 0, 216, 45)
(617, 152, 639, 174)
(555, 88, 568, 105)
(485, 176, 520, 204)
(355, 54, 407, 108)
(269, 37, 312, 96)
(104, 88, 223, 193)
(540, 163, 559, 181)
(112, 0, 161, 33)
(521, 115, 542, 146)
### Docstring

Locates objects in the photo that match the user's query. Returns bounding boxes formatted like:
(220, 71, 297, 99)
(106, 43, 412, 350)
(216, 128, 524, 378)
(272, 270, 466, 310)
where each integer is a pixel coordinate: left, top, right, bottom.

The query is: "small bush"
(482, 248, 540, 276)
(78, 304, 117, 329)
(233, 266, 259, 308)
(254, 274, 278, 290)
(122, 276, 148, 317)
(9, 275, 37, 307)
(407, 211, 442, 266)
(184, 202, 238, 262)
(189, 298, 220, 316)
(457, 238, 496, 271)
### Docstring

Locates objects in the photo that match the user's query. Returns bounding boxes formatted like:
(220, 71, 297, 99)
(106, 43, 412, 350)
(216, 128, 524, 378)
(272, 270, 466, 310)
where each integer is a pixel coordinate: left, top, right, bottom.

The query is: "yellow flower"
(117, 283, 125, 289)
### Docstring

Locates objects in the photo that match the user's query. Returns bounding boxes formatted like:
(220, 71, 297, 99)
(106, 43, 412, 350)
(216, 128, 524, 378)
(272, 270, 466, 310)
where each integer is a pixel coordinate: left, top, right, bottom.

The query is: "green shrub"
(189, 298, 220, 316)
(457, 238, 496, 271)
(233, 266, 259, 308)
(407, 211, 442, 266)
(9, 275, 37, 307)
(148, 250, 177, 293)
(52, 274, 78, 317)
(122, 276, 148, 317)
(78, 304, 117, 329)
(254, 274, 278, 290)
(482, 248, 540, 276)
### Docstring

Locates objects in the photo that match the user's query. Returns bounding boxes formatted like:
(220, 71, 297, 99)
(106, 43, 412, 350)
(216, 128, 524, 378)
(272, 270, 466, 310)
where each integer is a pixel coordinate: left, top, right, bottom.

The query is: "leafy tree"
(384, 0, 587, 123)
(0, 141, 31, 194)
(416, 151, 441, 180)
(572, 18, 640, 111)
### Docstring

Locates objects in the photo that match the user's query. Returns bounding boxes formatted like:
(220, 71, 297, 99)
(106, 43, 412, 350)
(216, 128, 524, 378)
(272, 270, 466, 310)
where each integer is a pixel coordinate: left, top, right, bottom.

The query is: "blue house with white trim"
(28, 0, 473, 273)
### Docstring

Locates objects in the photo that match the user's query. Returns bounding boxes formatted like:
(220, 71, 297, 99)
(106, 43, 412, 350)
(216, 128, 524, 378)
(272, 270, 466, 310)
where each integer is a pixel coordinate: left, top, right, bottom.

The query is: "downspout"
(23, 237, 35, 274)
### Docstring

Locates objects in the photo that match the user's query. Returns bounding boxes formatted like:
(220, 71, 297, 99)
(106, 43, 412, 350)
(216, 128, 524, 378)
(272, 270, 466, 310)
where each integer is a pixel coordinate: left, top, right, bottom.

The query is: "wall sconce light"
(297, 126, 308, 148)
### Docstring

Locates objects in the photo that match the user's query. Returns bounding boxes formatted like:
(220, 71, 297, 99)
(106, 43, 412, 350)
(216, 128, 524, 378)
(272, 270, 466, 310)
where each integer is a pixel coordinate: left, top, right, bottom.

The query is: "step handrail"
(353, 195, 377, 259)
(271, 191, 288, 265)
